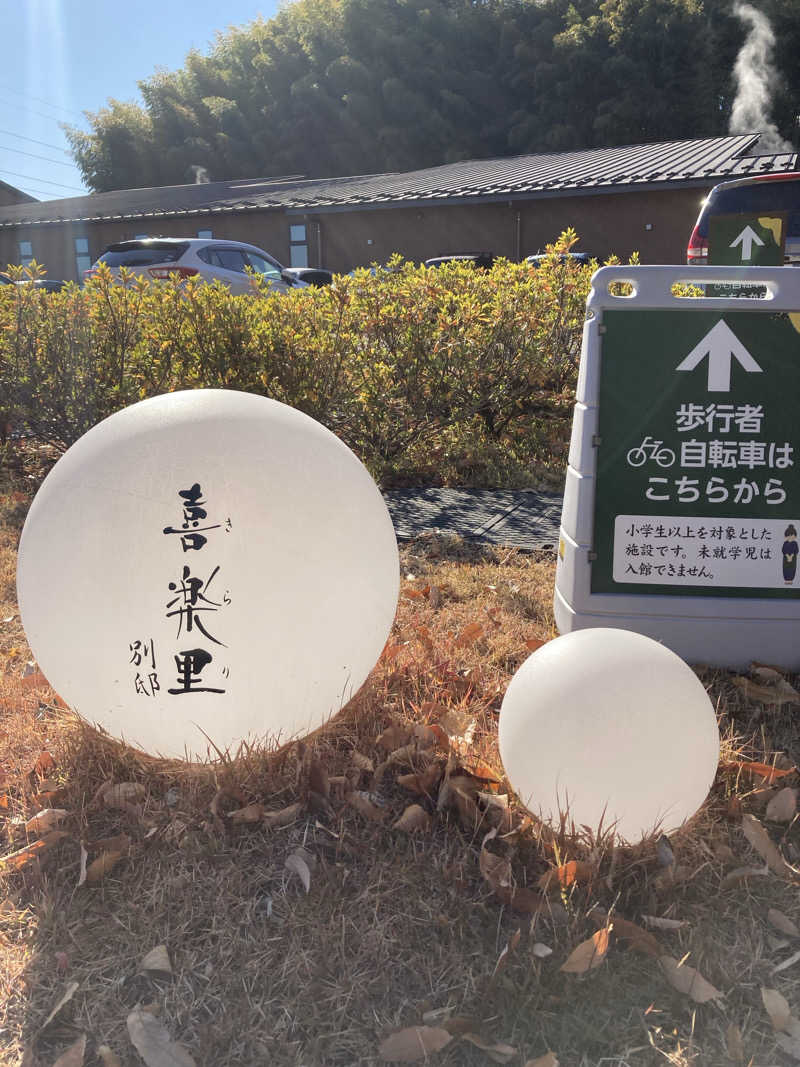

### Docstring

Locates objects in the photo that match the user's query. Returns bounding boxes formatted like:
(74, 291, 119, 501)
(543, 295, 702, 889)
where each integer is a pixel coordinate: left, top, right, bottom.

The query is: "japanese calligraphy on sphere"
(592, 309, 800, 598)
(16, 390, 400, 759)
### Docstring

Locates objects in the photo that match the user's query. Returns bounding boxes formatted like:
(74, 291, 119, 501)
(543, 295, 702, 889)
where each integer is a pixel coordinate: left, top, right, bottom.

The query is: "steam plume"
(728, 2, 792, 153)
(190, 165, 211, 184)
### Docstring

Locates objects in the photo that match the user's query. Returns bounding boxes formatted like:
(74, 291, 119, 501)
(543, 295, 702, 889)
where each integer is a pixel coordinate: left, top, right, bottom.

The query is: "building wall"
(313, 184, 708, 270)
(0, 184, 709, 281)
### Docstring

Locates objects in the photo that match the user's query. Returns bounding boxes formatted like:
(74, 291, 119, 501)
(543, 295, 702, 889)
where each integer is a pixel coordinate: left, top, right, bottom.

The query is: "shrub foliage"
(0, 231, 595, 487)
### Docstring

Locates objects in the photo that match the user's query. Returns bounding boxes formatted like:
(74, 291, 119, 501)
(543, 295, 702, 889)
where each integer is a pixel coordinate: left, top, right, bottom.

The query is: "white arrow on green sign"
(729, 224, 765, 262)
(675, 319, 763, 392)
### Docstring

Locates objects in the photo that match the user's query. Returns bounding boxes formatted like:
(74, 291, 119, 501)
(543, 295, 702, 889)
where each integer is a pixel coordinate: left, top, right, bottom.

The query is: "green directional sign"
(591, 308, 800, 598)
(709, 213, 786, 267)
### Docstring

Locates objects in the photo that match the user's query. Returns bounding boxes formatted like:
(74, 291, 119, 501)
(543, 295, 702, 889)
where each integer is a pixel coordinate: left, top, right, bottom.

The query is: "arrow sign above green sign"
(709, 213, 786, 266)
(675, 319, 763, 392)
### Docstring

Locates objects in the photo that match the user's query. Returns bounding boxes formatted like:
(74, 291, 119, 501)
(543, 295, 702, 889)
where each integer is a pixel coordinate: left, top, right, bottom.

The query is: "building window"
(75, 237, 91, 277)
(197, 229, 212, 239)
(289, 223, 308, 268)
(19, 240, 33, 267)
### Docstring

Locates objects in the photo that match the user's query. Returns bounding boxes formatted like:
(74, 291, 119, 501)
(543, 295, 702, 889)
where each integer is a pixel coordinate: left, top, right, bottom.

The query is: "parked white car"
(84, 237, 305, 293)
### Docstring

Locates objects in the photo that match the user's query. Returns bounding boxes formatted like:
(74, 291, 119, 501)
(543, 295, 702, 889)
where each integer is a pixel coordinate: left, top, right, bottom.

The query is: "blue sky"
(1, 0, 281, 200)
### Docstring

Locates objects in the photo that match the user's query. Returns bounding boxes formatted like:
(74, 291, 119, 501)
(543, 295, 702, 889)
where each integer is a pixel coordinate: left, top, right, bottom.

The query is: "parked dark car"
(687, 172, 800, 265)
(525, 251, 594, 267)
(424, 253, 496, 269)
(0, 272, 67, 291)
(283, 266, 334, 287)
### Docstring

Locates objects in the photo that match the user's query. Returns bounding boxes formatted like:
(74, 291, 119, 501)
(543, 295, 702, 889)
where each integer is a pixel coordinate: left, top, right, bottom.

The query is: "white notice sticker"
(613, 515, 800, 589)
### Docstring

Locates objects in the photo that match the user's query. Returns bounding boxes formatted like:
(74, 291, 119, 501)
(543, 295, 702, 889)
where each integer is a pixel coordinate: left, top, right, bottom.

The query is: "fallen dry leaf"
(750, 663, 790, 683)
(1, 831, 69, 871)
(139, 945, 173, 978)
(524, 1055, 559, 1067)
(480, 845, 511, 892)
(769, 908, 800, 938)
(41, 981, 79, 1029)
(725, 1022, 745, 1064)
(308, 757, 330, 799)
(402, 586, 426, 600)
(762, 986, 793, 1031)
(438, 709, 476, 751)
(773, 947, 800, 974)
(228, 803, 264, 824)
(127, 1008, 197, 1067)
(51, 1035, 86, 1067)
(348, 792, 387, 822)
(742, 814, 798, 878)
(776, 1030, 800, 1059)
(24, 809, 68, 834)
(524, 637, 547, 652)
(493, 885, 547, 915)
(262, 802, 302, 829)
(537, 860, 595, 893)
(454, 622, 483, 648)
(659, 956, 723, 1003)
(380, 642, 404, 663)
(32, 750, 56, 777)
(376, 724, 413, 751)
(721, 760, 796, 783)
(462, 1034, 517, 1063)
(532, 943, 553, 958)
(77, 843, 88, 888)
(720, 864, 771, 891)
(104, 782, 146, 807)
(609, 916, 663, 958)
(351, 752, 375, 774)
(641, 915, 689, 931)
(208, 786, 248, 818)
(766, 787, 798, 823)
(285, 850, 312, 893)
(393, 804, 432, 832)
(378, 1026, 452, 1062)
(85, 848, 127, 885)
(397, 765, 444, 797)
(560, 928, 611, 974)
(96, 1048, 122, 1067)
(731, 674, 800, 706)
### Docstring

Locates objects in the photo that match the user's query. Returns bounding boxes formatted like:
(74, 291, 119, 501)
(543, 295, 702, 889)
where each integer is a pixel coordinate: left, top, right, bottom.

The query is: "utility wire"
(0, 144, 80, 168)
(0, 96, 86, 127)
(0, 169, 85, 192)
(13, 186, 68, 199)
(0, 128, 72, 154)
(0, 83, 84, 120)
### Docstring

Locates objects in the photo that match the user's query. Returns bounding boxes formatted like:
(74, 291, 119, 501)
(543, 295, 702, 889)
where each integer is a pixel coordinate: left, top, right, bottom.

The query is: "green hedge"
(0, 231, 598, 488)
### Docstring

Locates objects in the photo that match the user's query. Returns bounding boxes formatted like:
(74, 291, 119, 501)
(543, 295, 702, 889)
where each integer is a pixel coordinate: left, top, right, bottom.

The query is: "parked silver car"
(84, 237, 304, 293)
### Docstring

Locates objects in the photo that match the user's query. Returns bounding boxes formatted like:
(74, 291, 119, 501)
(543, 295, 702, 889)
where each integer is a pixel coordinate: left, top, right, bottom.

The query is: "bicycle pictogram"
(626, 436, 676, 468)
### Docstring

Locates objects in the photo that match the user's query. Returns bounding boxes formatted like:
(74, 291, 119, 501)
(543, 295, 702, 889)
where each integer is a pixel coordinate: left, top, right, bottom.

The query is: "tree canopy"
(64, 0, 800, 193)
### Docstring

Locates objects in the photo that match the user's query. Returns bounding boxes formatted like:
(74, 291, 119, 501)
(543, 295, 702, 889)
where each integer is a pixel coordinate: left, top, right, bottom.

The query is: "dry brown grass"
(3, 474, 800, 1067)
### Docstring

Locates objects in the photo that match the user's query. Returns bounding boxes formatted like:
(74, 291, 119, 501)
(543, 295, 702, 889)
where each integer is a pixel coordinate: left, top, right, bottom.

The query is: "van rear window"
(98, 242, 190, 267)
(701, 179, 800, 236)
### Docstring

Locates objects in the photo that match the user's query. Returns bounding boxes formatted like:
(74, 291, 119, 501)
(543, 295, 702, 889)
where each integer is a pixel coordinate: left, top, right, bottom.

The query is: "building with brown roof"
(0, 134, 796, 282)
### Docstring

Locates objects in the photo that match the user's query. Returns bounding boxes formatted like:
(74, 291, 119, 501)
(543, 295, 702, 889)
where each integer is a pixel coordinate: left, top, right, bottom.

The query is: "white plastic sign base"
(555, 265, 800, 669)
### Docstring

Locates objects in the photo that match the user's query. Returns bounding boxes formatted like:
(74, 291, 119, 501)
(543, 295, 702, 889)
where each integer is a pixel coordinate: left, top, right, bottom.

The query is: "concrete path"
(382, 487, 563, 549)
